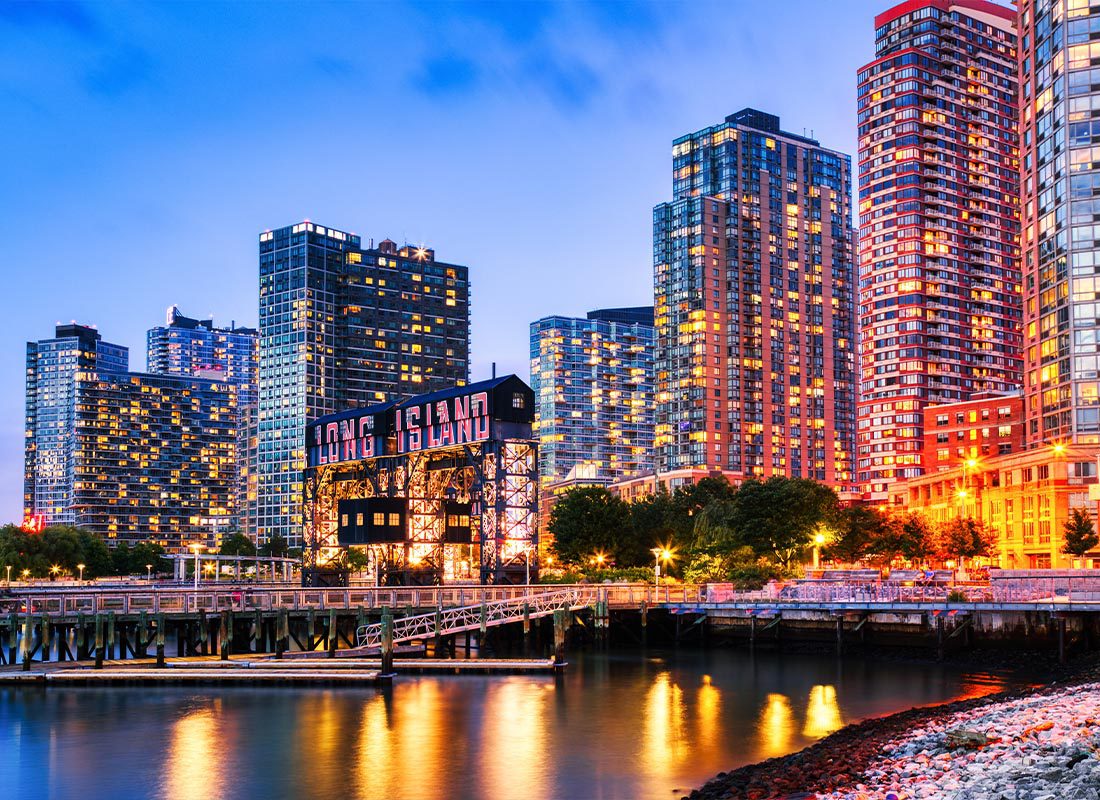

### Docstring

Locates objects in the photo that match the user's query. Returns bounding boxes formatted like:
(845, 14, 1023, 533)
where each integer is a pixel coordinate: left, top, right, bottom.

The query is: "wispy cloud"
(411, 52, 480, 96)
(0, 0, 101, 40)
(83, 44, 155, 97)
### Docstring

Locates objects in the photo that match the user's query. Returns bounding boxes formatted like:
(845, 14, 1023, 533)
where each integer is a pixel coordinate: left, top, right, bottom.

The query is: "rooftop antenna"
(492, 362, 496, 379)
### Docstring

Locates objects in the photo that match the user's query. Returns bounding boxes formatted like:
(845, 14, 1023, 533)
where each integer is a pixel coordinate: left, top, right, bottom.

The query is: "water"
(1, 649, 1011, 800)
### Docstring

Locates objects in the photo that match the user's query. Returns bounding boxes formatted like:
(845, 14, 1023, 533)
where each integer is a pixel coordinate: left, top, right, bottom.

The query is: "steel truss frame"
(304, 438, 538, 584)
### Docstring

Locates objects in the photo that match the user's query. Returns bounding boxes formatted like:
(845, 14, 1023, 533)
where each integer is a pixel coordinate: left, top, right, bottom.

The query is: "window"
(388, 513, 400, 527)
(1039, 465, 1050, 480)
(341, 514, 349, 526)
(512, 392, 526, 409)
(356, 513, 364, 526)
(373, 513, 385, 526)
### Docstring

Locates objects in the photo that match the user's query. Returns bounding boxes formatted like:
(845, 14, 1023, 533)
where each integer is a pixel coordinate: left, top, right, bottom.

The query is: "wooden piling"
(8, 612, 18, 666)
(198, 610, 208, 656)
(522, 602, 531, 656)
(138, 611, 149, 658)
(380, 610, 394, 677)
(936, 615, 945, 662)
(41, 617, 51, 663)
(640, 600, 648, 648)
(750, 615, 756, 652)
(107, 612, 116, 660)
(94, 613, 104, 669)
(76, 612, 87, 661)
(221, 611, 230, 661)
(21, 613, 32, 672)
(552, 608, 567, 664)
(836, 616, 843, 656)
(327, 608, 337, 659)
(156, 612, 166, 668)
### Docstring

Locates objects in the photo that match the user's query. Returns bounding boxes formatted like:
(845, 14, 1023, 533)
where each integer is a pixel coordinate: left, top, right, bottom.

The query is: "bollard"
(94, 613, 104, 669)
(380, 610, 394, 677)
(156, 612, 166, 668)
(21, 612, 32, 672)
(327, 608, 337, 658)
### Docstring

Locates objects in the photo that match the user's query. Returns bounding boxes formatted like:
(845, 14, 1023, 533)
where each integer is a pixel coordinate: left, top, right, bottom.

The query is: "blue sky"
(0, 0, 881, 522)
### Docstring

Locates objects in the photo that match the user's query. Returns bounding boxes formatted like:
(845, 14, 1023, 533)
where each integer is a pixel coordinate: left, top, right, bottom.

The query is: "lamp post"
(650, 547, 672, 589)
(146, 563, 153, 582)
(5, 565, 10, 586)
(190, 544, 203, 590)
(77, 563, 85, 584)
(813, 532, 826, 570)
(21, 569, 30, 584)
(525, 543, 532, 586)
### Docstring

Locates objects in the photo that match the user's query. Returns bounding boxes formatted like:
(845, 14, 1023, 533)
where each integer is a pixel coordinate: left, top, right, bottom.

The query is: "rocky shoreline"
(687, 654, 1100, 800)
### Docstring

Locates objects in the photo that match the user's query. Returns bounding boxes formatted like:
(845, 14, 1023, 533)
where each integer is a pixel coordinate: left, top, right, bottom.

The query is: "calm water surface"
(1, 649, 1010, 800)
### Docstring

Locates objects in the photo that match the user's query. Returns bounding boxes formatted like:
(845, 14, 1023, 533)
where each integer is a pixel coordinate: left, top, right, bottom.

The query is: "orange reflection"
(356, 682, 448, 799)
(642, 671, 687, 777)
(802, 685, 843, 739)
(164, 704, 223, 800)
(756, 693, 795, 759)
(696, 674, 722, 750)
(480, 678, 551, 800)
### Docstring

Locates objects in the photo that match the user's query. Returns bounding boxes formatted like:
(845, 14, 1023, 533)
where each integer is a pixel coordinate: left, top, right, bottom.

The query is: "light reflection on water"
(1, 650, 1010, 800)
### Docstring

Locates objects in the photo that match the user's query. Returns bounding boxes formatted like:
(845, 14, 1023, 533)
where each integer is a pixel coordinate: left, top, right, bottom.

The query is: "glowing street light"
(49, 565, 60, 581)
(77, 563, 85, 583)
(189, 543, 204, 590)
(146, 563, 153, 581)
(650, 546, 673, 588)
(21, 569, 30, 582)
(813, 532, 827, 570)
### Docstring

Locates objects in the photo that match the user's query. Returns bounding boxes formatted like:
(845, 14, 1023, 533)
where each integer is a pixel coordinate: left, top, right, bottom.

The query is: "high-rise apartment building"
(530, 307, 655, 485)
(857, 0, 1021, 500)
(147, 305, 258, 404)
(1019, 0, 1100, 445)
(653, 108, 857, 489)
(25, 324, 238, 549)
(257, 222, 471, 546)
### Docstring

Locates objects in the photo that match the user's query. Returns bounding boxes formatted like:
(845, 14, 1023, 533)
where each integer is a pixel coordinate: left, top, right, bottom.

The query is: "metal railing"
(355, 587, 594, 649)
(0, 583, 706, 618)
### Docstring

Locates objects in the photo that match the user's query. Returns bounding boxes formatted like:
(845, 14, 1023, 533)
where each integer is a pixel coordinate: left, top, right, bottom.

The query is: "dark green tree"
(727, 477, 839, 569)
(75, 530, 112, 578)
(825, 506, 890, 565)
(259, 534, 290, 558)
(219, 532, 257, 557)
(1062, 507, 1099, 558)
(548, 487, 633, 566)
(110, 542, 134, 576)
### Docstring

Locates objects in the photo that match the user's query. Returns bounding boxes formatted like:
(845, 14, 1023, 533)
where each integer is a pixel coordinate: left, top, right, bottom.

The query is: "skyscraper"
(25, 324, 238, 549)
(857, 0, 1020, 500)
(1019, 0, 1100, 446)
(653, 108, 857, 489)
(530, 307, 655, 485)
(147, 305, 258, 404)
(257, 222, 471, 546)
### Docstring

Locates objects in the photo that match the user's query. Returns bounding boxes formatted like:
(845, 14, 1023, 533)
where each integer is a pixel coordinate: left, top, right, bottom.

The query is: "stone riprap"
(819, 683, 1100, 800)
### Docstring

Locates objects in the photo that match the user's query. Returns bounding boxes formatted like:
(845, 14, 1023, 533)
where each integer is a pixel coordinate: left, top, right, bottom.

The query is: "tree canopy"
(1062, 507, 1099, 558)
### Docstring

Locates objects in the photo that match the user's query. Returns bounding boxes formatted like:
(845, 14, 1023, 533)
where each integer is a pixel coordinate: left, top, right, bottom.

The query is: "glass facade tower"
(147, 305, 258, 405)
(257, 222, 471, 547)
(25, 324, 237, 550)
(530, 307, 655, 485)
(1019, 0, 1100, 444)
(857, 0, 1021, 500)
(653, 109, 857, 489)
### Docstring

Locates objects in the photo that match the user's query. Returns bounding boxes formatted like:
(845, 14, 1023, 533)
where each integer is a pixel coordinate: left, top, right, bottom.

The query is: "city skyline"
(2, 1, 881, 521)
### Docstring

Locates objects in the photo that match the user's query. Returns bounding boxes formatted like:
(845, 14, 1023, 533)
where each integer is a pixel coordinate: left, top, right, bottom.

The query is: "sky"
(0, 0, 883, 523)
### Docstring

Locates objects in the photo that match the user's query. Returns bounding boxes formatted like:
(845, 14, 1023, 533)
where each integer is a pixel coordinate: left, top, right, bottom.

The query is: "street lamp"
(813, 532, 826, 570)
(49, 565, 60, 582)
(146, 563, 153, 581)
(4, 565, 10, 586)
(21, 569, 30, 583)
(190, 543, 204, 590)
(650, 547, 673, 588)
(77, 563, 85, 583)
